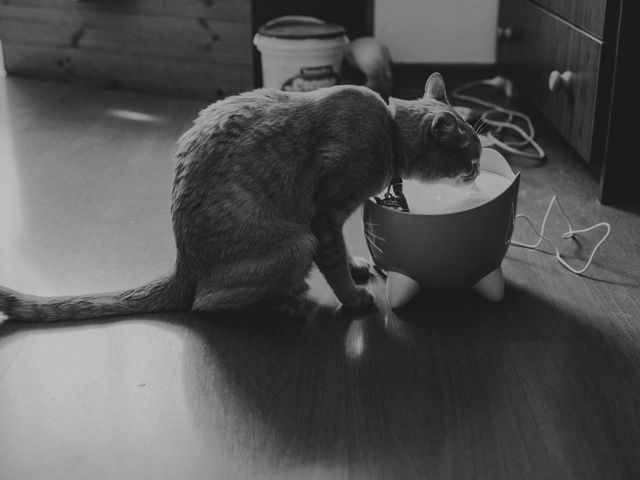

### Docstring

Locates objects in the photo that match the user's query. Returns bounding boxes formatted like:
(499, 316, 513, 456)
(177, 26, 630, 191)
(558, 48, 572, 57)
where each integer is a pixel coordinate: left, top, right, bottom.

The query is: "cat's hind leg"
(193, 278, 311, 317)
(192, 235, 315, 315)
(266, 280, 311, 317)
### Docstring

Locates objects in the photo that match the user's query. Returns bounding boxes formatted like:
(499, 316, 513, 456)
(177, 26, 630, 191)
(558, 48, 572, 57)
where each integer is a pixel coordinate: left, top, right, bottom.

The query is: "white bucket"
(253, 16, 348, 92)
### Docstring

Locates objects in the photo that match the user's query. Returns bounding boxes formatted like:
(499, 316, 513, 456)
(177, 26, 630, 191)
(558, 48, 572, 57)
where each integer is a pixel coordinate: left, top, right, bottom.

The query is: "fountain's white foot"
(473, 267, 505, 302)
(386, 271, 421, 309)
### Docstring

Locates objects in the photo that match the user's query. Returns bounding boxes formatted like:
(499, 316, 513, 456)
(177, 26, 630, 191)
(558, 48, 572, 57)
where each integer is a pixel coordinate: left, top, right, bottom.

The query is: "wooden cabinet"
(0, 0, 254, 100)
(533, 0, 607, 38)
(498, 0, 640, 206)
(499, 0, 601, 162)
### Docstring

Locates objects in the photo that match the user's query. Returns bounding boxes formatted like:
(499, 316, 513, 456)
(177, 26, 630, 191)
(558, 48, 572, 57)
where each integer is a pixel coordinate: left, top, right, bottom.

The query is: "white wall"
(375, 0, 499, 64)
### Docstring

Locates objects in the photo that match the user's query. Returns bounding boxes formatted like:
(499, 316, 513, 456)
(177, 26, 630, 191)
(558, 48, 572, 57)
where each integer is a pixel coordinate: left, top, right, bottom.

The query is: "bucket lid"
(258, 16, 346, 40)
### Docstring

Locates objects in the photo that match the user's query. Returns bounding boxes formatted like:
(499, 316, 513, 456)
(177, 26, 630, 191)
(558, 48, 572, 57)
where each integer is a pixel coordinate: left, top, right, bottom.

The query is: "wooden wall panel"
(2, 44, 251, 99)
(4, 0, 251, 22)
(0, 0, 253, 99)
(0, 5, 252, 64)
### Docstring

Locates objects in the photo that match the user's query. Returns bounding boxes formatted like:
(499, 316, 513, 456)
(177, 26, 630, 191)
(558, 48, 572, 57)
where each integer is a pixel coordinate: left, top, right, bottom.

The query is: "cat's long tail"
(0, 270, 195, 322)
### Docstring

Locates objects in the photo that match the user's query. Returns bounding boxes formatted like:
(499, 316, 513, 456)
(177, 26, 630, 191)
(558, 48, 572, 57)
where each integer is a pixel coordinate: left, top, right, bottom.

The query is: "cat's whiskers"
(364, 227, 386, 242)
(474, 120, 489, 136)
(472, 115, 484, 132)
(476, 122, 491, 137)
(488, 131, 530, 147)
(364, 231, 384, 253)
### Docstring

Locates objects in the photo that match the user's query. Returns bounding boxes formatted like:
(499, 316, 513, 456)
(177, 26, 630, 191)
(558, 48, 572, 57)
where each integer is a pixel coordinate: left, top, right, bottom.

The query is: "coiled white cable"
(511, 195, 611, 275)
(452, 78, 546, 160)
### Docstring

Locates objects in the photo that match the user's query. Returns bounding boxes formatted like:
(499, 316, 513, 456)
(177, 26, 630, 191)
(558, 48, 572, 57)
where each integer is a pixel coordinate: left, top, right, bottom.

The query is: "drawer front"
(498, 0, 601, 163)
(533, 0, 607, 39)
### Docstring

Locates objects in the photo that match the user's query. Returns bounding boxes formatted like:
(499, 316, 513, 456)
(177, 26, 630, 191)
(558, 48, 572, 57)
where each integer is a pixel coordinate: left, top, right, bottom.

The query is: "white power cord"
(452, 77, 546, 160)
(511, 195, 611, 275)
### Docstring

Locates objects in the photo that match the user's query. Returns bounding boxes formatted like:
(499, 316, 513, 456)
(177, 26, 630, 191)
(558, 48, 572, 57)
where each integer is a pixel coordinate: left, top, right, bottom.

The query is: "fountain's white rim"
(367, 148, 518, 217)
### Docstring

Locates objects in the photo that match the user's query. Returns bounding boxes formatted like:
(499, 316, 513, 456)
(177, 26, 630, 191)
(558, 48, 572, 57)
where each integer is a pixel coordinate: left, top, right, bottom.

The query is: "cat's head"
(399, 73, 482, 183)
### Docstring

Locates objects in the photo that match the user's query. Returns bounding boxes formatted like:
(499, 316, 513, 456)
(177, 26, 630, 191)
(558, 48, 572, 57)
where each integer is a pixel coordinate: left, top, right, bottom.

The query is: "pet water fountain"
(363, 148, 520, 308)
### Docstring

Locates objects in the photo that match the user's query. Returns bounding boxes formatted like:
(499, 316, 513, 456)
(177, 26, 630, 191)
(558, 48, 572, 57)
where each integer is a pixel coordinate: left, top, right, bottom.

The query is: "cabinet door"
(498, 0, 601, 163)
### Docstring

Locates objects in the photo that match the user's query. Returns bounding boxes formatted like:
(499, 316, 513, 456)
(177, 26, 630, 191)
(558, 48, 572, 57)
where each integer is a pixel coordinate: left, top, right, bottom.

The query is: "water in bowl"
(400, 171, 511, 214)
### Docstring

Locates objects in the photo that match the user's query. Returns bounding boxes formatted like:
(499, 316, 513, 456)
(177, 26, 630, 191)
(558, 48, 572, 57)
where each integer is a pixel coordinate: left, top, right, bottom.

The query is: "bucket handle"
(264, 16, 326, 29)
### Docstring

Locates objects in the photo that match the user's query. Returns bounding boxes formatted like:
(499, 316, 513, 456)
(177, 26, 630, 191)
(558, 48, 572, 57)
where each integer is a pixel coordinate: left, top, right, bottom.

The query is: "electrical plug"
(483, 76, 514, 97)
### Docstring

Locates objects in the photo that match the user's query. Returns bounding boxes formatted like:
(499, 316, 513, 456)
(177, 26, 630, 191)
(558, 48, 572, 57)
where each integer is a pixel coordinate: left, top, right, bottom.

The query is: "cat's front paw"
(339, 287, 374, 309)
(349, 256, 371, 283)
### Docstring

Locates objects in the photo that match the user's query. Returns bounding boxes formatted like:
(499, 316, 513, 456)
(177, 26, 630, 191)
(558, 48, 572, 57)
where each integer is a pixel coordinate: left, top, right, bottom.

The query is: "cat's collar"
(389, 111, 404, 182)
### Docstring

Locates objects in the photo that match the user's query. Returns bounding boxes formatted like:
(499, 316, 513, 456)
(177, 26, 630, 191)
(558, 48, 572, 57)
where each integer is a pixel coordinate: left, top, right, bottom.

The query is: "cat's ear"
(431, 111, 459, 143)
(424, 73, 449, 104)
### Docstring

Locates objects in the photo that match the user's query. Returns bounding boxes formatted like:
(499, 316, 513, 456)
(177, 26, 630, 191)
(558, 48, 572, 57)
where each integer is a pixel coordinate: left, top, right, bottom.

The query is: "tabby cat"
(0, 73, 481, 322)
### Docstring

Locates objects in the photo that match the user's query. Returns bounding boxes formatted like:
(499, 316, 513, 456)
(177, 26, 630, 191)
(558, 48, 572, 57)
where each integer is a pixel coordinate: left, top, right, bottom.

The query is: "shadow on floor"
(1, 277, 639, 478)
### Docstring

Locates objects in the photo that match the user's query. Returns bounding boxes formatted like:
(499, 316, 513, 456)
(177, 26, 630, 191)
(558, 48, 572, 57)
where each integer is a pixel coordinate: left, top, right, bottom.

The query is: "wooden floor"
(1, 76, 640, 480)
